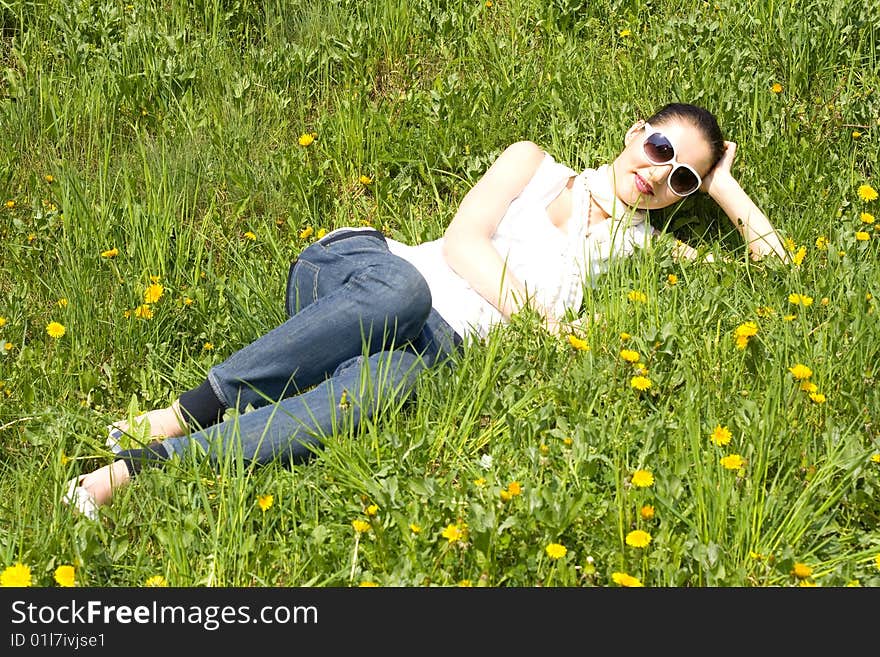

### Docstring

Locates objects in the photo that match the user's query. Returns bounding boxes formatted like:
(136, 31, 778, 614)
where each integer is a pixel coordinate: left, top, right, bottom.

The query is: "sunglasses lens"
(643, 133, 675, 163)
(670, 166, 699, 195)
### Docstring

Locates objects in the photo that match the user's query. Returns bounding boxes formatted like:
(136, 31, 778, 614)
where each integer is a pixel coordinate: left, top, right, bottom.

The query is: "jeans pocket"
(285, 257, 319, 317)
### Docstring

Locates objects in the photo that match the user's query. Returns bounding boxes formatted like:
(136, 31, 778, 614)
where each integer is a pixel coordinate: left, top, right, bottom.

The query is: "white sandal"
(62, 476, 99, 520)
(106, 426, 125, 453)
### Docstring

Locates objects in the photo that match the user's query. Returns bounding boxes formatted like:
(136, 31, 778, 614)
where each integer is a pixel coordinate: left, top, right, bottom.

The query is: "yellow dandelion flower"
(562, 436, 573, 446)
(620, 349, 640, 363)
(809, 392, 827, 404)
(316, 228, 327, 239)
(57, 298, 68, 307)
(441, 523, 463, 543)
(800, 380, 818, 393)
(5, 199, 15, 209)
(1, 563, 32, 587)
(183, 297, 194, 306)
(539, 443, 549, 454)
(134, 304, 153, 319)
(875, 554, 880, 570)
(500, 489, 511, 501)
(631, 469, 654, 488)
(299, 226, 314, 240)
(27, 233, 36, 243)
(359, 581, 378, 587)
(257, 494, 274, 511)
(3, 342, 11, 351)
(788, 293, 813, 307)
(54, 565, 76, 587)
(144, 575, 167, 587)
(625, 530, 652, 548)
(46, 321, 66, 338)
(783, 314, 797, 322)
(792, 562, 813, 579)
(44, 174, 55, 183)
(861, 212, 876, 224)
(620, 332, 631, 341)
(720, 454, 745, 470)
(243, 231, 256, 241)
(100, 247, 119, 258)
(733, 322, 757, 350)
(507, 481, 522, 496)
(458, 579, 473, 587)
(352, 519, 370, 534)
(792, 246, 807, 266)
(359, 175, 373, 185)
(666, 274, 678, 286)
(640, 504, 655, 520)
(144, 283, 163, 304)
(857, 184, 878, 202)
(771, 82, 783, 93)
(710, 425, 732, 446)
(870, 454, 880, 464)
(611, 571, 644, 587)
(630, 375, 652, 391)
(409, 523, 421, 534)
(619, 29, 632, 37)
(856, 231, 870, 241)
(0, 316, 6, 327)
(815, 235, 828, 250)
(298, 132, 317, 147)
(545, 543, 567, 559)
(847, 579, 861, 587)
(473, 477, 486, 487)
(567, 334, 590, 351)
(627, 290, 647, 303)
(852, 131, 862, 139)
(366, 504, 379, 516)
(788, 364, 812, 380)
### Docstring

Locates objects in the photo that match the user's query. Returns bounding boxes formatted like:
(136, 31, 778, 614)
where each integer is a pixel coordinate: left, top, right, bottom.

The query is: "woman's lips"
(635, 174, 654, 195)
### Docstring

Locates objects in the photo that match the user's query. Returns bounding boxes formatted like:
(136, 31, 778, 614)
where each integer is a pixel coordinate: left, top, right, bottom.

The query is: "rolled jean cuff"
(178, 378, 226, 430)
(118, 441, 170, 477)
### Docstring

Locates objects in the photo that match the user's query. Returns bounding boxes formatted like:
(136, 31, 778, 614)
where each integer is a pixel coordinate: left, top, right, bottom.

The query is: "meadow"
(1, 0, 878, 588)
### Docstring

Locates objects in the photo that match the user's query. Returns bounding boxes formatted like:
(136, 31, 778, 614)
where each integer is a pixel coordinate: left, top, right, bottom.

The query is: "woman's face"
(611, 118, 715, 210)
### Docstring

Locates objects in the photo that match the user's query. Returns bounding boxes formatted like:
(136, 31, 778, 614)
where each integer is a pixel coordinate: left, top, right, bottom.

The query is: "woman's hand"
(700, 140, 737, 197)
(699, 140, 790, 263)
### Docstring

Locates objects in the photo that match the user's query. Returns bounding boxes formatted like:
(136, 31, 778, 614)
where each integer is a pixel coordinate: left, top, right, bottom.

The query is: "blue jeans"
(159, 229, 462, 467)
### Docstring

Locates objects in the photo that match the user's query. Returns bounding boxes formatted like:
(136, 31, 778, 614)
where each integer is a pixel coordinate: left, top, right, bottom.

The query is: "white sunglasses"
(641, 122, 702, 196)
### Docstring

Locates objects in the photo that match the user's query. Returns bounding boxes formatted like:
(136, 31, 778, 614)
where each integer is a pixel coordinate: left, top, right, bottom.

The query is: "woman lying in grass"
(63, 102, 788, 518)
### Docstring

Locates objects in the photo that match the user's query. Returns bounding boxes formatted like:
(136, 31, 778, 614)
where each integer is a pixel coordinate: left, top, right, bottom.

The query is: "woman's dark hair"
(646, 103, 726, 168)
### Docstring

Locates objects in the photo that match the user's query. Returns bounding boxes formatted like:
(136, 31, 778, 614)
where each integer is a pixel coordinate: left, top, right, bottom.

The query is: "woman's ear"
(623, 120, 646, 146)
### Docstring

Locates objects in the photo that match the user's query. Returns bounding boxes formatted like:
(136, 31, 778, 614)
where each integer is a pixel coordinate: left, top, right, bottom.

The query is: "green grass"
(1, 0, 878, 587)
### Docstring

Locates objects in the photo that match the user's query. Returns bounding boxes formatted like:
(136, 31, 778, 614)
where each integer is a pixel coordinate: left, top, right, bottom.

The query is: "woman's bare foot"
(63, 460, 131, 518)
(107, 400, 186, 452)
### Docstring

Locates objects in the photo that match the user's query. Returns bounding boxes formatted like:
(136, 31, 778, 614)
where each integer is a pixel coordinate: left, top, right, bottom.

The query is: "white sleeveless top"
(388, 153, 654, 340)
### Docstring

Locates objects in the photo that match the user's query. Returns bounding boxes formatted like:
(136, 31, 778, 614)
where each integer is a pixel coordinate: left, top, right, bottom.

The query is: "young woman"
(63, 103, 788, 518)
